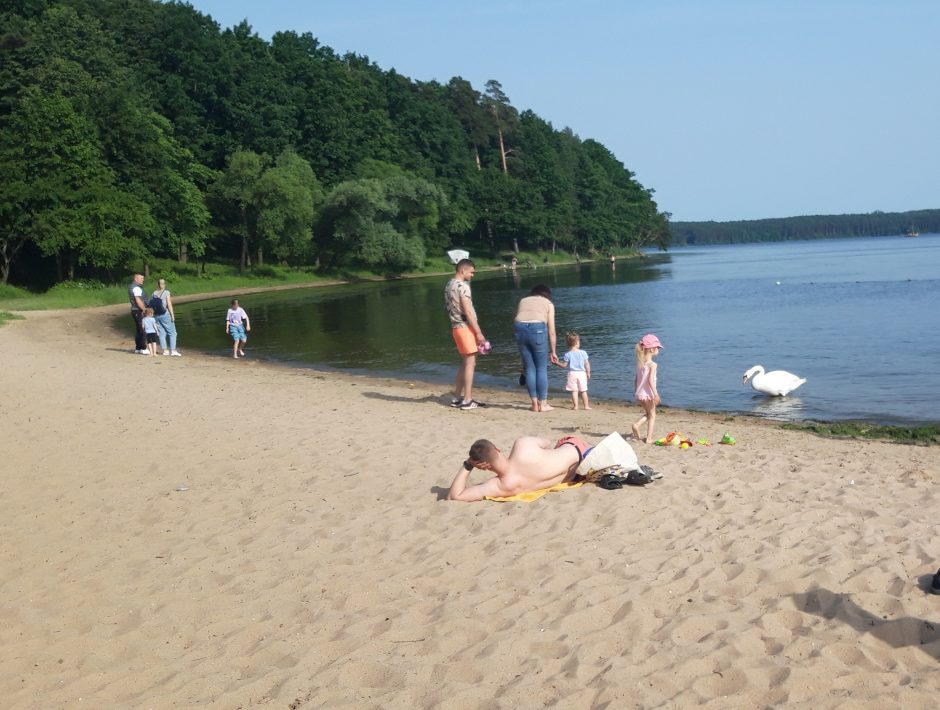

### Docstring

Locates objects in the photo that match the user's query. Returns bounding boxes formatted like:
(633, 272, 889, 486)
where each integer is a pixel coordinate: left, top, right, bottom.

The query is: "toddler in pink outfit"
(632, 333, 663, 443)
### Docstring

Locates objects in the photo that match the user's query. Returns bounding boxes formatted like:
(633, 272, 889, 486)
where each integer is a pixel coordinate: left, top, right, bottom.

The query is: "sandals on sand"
(639, 464, 663, 480)
(622, 469, 653, 486)
(596, 465, 662, 490)
(597, 473, 623, 490)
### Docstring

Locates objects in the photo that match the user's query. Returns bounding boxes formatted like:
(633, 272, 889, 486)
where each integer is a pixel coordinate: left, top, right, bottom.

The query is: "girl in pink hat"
(632, 333, 663, 443)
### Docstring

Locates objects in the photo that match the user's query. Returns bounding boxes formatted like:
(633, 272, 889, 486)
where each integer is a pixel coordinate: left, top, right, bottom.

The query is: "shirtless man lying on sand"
(447, 435, 592, 502)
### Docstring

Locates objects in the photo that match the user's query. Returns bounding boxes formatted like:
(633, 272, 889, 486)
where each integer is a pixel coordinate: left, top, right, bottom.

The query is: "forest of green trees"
(0, 0, 670, 289)
(670, 209, 940, 245)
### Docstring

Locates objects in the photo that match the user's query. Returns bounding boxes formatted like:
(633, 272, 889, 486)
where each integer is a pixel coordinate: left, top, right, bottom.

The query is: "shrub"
(47, 279, 108, 292)
(0, 284, 30, 299)
(250, 265, 280, 279)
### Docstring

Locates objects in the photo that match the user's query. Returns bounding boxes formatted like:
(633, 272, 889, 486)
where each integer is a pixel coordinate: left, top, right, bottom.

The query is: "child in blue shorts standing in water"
(225, 299, 251, 359)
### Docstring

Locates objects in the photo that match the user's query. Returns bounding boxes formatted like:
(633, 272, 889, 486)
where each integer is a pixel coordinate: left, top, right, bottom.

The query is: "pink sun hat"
(640, 333, 663, 350)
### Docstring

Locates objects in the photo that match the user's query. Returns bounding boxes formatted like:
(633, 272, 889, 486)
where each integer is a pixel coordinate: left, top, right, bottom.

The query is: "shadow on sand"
(792, 587, 940, 660)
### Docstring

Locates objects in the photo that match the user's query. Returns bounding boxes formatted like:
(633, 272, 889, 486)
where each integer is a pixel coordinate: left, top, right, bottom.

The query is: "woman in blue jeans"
(514, 284, 559, 411)
(151, 278, 181, 356)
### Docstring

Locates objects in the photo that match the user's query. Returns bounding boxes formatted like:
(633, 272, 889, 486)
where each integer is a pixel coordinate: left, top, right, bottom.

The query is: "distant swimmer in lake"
(447, 435, 592, 502)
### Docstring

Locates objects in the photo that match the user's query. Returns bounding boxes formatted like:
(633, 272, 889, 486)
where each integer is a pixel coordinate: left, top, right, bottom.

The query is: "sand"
(1, 304, 938, 709)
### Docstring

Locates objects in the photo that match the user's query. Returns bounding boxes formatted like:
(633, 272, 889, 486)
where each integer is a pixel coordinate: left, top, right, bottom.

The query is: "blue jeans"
(155, 313, 177, 351)
(515, 321, 549, 401)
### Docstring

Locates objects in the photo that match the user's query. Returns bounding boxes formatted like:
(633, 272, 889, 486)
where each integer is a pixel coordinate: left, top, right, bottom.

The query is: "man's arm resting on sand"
(447, 464, 509, 502)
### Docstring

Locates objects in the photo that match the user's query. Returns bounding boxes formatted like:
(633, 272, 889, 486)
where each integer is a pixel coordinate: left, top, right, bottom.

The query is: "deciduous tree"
(316, 173, 446, 271)
(0, 89, 150, 281)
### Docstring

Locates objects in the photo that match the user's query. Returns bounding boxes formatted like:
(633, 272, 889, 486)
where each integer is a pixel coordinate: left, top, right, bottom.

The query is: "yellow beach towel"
(485, 481, 584, 503)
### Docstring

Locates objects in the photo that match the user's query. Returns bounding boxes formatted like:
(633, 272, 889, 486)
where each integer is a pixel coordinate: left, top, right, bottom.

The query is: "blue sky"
(185, 0, 938, 221)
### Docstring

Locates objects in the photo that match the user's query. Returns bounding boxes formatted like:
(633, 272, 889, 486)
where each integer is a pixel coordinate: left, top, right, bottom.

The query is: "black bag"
(623, 468, 653, 486)
(148, 294, 167, 316)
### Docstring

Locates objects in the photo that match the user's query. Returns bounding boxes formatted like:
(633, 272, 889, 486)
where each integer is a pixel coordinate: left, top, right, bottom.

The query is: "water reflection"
(748, 395, 805, 420)
(176, 258, 670, 375)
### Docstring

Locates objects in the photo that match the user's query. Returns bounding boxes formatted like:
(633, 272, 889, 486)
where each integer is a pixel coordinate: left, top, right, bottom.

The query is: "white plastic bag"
(577, 432, 639, 478)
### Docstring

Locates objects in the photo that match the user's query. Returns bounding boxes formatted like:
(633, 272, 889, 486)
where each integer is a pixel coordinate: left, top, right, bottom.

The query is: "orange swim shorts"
(451, 326, 478, 356)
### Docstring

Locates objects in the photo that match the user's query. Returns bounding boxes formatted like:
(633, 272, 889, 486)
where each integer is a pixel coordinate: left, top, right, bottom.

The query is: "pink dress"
(635, 362, 657, 401)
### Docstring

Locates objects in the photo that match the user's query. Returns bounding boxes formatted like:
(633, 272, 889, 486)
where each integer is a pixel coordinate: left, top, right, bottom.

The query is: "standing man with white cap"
(444, 258, 486, 410)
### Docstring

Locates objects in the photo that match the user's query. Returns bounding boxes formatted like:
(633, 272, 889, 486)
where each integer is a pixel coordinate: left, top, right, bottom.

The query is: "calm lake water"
(173, 234, 940, 425)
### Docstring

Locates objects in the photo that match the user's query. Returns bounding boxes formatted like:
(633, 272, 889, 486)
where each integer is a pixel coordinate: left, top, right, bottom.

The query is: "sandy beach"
(1, 305, 938, 709)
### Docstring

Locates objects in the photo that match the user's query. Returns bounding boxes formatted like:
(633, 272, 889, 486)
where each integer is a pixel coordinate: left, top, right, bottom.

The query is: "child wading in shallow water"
(632, 333, 663, 443)
(555, 332, 591, 409)
(225, 299, 251, 358)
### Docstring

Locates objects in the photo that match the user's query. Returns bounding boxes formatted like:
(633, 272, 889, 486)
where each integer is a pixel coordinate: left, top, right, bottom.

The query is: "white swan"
(742, 365, 806, 396)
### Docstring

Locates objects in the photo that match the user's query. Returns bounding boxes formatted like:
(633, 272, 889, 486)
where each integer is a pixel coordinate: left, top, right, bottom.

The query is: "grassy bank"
(0, 250, 630, 313)
(0, 262, 329, 311)
(0, 311, 24, 326)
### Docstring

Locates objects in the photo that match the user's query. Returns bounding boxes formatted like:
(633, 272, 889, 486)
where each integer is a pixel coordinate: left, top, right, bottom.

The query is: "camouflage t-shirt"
(444, 278, 471, 328)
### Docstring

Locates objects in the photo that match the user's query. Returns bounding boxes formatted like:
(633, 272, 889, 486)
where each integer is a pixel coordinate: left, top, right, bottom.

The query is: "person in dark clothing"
(128, 273, 148, 354)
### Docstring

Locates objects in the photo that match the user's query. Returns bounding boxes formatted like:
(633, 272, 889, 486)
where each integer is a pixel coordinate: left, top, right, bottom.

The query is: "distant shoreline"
(671, 206, 940, 245)
(162, 252, 638, 306)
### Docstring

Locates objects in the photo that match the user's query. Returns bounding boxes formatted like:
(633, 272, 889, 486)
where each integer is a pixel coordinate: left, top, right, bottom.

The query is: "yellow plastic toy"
(654, 431, 681, 446)
(655, 431, 694, 448)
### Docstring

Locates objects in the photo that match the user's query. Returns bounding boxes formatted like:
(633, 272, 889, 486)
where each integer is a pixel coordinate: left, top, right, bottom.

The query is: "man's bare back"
(447, 435, 590, 502)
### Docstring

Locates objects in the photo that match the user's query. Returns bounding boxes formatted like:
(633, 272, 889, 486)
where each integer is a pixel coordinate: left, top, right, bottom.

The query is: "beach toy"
(654, 432, 693, 448)
(478, 340, 492, 355)
(654, 431, 681, 446)
(719, 433, 736, 445)
(696, 438, 712, 446)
